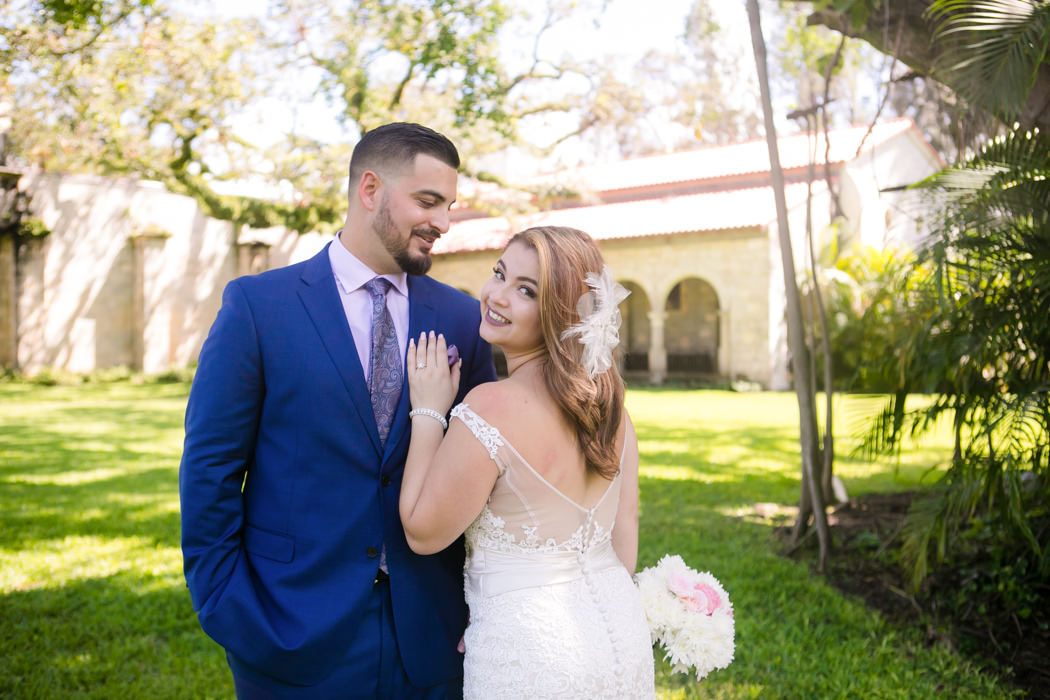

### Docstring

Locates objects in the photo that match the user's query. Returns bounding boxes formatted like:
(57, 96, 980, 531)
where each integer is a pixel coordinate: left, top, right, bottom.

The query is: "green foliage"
(775, 1, 884, 124)
(0, 384, 1016, 697)
(17, 218, 52, 239)
(811, 246, 931, 392)
(927, 0, 1050, 124)
(6, 1, 682, 233)
(857, 126, 1050, 592)
(37, 0, 156, 29)
(810, 0, 874, 30)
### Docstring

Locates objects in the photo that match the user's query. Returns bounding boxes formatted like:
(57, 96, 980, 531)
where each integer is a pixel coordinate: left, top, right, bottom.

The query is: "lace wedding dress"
(451, 404, 655, 699)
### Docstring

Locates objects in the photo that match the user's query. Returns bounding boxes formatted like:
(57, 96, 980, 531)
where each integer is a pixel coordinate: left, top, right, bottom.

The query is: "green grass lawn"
(0, 381, 1014, 699)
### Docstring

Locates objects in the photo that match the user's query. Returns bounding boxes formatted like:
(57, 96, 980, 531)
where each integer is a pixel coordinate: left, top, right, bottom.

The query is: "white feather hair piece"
(560, 265, 631, 378)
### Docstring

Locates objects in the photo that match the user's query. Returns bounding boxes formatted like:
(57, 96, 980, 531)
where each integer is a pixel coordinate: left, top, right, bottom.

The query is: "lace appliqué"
(451, 404, 505, 474)
(467, 507, 614, 556)
(464, 566, 655, 699)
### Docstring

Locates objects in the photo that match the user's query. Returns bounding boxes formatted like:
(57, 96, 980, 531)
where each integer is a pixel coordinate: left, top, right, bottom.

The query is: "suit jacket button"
(381, 475, 392, 487)
(366, 546, 379, 559)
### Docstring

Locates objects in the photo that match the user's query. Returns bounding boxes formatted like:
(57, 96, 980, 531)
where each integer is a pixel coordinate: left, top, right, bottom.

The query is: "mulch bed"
(777, 491, 1050, 699)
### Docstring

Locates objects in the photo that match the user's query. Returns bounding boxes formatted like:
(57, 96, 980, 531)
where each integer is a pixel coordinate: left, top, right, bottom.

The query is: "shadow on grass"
(634, 418, 953, 511)
(637, 476, 1013, 699)
(0, 572, 231, 699)
(0, 383, 1006, 699)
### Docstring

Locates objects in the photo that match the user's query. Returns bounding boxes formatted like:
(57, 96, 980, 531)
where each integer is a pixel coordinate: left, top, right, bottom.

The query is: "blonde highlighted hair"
(506, 226, 625, 480)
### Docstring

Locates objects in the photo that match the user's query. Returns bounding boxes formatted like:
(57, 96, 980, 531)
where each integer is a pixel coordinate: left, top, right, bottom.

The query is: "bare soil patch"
(777, 492, 1050, 699)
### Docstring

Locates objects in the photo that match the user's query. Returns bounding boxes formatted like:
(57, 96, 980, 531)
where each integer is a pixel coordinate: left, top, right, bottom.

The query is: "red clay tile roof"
(436, 119, 931, 256)
(522, 118, 919, 194)
(434, 181, 824, 255)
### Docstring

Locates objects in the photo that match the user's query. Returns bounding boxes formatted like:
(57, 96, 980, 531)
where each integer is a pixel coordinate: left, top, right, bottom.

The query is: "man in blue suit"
(179, 122, 496, 698)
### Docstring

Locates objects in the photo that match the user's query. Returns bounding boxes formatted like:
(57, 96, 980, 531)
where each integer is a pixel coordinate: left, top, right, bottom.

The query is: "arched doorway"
(619, 281, 650, 373)
(664, 277, 720, 376)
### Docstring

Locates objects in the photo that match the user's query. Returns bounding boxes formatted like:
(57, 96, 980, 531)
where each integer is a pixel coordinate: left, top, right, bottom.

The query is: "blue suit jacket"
(179, 242, 496, 686)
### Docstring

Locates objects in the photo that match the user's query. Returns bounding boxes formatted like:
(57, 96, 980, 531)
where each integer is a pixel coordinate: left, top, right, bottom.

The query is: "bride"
(399, 225, 655, 698)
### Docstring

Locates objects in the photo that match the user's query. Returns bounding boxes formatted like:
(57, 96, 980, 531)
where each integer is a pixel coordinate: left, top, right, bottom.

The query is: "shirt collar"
(330, 231, 409, 297)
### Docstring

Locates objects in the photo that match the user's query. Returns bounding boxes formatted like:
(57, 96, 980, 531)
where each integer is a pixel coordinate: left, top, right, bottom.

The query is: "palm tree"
(861, 0, 1050, 589)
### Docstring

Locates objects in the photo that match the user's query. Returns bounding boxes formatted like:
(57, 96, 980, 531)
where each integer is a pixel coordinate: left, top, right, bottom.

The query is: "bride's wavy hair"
(506, 226, 625, 480)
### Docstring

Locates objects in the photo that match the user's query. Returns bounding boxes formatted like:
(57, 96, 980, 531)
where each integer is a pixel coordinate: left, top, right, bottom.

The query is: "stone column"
(236, 242, 271, 277)
(132, 232, 171, 373)
(647, 308, 667, 385)
(719, 306, 732, 382)
(0, 233, 14, 368)
(0, 167, 23, 369)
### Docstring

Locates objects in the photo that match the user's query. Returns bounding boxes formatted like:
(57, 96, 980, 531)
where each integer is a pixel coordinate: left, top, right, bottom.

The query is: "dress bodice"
(450, 403, 625, 597)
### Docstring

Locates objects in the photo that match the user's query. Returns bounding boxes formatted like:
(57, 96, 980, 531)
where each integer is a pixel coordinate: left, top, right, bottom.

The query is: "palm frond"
(927, 0, 1050, 120)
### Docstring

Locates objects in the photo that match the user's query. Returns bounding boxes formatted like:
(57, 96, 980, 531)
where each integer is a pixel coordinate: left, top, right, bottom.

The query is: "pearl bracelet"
(408, 407, 448, 430)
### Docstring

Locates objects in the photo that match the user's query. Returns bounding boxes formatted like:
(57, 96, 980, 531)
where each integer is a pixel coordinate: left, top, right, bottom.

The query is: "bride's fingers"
(435, 333, 448, 368)
(416, 331, 428, 364)
(450, 355, 462, 388)
(426, 331, 438, 370)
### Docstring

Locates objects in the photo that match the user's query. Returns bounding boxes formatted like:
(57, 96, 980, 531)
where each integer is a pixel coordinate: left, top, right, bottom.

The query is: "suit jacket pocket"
(243, 524, 295, 563)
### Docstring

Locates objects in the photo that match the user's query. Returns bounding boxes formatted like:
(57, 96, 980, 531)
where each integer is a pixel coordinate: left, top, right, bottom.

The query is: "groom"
(179, 122, 496, 698)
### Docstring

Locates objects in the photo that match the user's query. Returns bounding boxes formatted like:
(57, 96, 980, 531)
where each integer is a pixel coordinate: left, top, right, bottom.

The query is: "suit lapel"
(383, 275, 437, 464)
(297, 242, 382, 457)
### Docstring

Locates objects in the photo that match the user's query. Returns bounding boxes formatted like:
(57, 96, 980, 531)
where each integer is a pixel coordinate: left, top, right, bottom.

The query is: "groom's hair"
(348, 122, 460, 185)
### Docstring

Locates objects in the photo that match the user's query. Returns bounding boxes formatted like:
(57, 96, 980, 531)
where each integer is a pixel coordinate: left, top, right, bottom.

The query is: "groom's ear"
(357, 171, 382, 211)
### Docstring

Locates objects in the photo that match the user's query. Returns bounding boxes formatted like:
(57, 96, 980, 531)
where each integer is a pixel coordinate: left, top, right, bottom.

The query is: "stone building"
(0, 118, 941, 386)
(431, 118, 942, 388)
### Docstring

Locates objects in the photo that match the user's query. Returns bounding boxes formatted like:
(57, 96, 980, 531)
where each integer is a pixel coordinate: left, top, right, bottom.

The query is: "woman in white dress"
(399, 226, 656, 699)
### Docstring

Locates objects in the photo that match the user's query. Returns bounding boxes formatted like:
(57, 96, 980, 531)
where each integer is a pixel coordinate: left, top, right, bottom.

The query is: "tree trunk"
(802, 125, 836, 505)
(788, 0, 1050, 132)
(747, 0, 830, 569)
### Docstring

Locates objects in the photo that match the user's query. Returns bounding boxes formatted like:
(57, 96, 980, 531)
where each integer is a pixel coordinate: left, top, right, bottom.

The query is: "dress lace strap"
(450, 403, 506, 474)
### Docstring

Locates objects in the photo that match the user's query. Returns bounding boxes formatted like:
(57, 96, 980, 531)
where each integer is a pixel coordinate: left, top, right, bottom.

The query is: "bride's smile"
(479, 241, 544, 363)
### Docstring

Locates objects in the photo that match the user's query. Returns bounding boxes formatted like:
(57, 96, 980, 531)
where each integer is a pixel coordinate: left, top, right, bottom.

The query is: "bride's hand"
(407, 331, 462, 417)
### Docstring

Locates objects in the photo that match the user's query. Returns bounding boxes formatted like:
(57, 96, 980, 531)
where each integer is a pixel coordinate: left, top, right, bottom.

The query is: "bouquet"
(635, 554, 735, 680)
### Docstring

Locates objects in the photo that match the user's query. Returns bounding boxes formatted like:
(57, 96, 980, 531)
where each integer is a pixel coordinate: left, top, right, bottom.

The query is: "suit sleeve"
(179, 279, 264, 613)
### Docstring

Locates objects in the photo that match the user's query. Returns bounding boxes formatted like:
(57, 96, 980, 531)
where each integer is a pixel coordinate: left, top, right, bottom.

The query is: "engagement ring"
(416, 363, 426, 369)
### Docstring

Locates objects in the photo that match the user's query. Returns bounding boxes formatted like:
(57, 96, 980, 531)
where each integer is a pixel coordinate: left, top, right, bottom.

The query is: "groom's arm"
(179, 279, 263, 613)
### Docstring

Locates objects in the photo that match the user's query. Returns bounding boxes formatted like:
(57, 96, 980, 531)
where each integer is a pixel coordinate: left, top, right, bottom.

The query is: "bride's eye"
(492, 267, 504, 281)
(518, 285, 536, 299)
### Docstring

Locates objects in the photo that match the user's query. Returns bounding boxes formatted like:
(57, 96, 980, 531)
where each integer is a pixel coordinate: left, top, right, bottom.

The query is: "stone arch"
(663, 277, 720, 375)
(618, 280, 650, 373)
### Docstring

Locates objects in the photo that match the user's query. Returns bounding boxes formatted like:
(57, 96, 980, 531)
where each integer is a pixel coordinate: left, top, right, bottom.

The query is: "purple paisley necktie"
(364, 277, 402, 446)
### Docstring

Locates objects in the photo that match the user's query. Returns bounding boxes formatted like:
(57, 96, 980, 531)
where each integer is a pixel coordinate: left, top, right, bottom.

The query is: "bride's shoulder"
(460, 380, 521, 421)
(464, 379, 520, 407)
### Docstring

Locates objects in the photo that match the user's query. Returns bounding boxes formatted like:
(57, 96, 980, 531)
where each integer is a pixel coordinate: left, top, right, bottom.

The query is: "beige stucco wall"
(0, 233, 14, 367)
(15, 173, 330, 374)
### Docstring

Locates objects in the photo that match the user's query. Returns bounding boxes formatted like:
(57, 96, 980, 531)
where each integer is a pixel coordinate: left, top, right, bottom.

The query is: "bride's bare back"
(477, 372, 625, 508)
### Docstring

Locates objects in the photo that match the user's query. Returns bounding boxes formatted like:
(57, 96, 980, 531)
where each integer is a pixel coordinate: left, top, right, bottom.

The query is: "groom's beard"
(375, 196, 435, 276)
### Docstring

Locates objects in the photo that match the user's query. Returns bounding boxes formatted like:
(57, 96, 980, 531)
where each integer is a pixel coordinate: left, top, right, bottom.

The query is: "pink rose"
(667, 572, 695, 598)
(667, 574, 723, 615)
